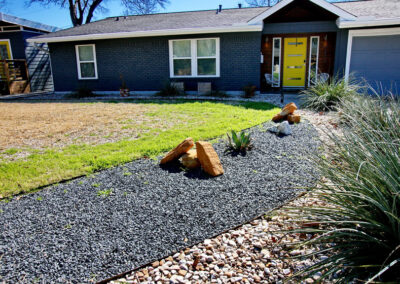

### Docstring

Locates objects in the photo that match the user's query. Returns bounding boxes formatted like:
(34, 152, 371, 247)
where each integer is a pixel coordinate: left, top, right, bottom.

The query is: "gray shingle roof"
(33, 7, 268, 40)
(30, 0, 400, 42)
(335, 0, 400, 20)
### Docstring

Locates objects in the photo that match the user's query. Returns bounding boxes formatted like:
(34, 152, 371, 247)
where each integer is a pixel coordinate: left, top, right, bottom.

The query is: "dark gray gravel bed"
(0, 121, 319, 283)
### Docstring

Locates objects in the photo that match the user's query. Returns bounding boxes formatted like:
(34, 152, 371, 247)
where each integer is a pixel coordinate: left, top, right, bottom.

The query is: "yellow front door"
(283, 37, 307, 87)
(0, 40, 12, 60)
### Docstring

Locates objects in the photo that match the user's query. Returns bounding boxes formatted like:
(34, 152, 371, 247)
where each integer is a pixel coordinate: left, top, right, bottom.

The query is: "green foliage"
(0, 100, 279, 198)
(204, 90, 229, 98)
(287, 95, 400, 282)
(3, 148, 20, 155)
(156, 81, 184, 97)
(97, 189, 113, 197)
(225, 130, 252, 153)
(242, 84, 257, 98)
(300, 75, 364, 111)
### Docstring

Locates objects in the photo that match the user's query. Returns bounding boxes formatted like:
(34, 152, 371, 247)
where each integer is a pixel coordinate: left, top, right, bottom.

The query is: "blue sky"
(1, 0, 248, 29)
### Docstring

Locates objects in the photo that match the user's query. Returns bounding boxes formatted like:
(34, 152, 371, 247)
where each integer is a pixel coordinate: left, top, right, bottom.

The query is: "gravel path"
(0, 121, 319, 283)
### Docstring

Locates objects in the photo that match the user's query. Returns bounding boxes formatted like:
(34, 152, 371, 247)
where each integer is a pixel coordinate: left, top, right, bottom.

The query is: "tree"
(246, 0, 280, 6)
(26, 0, 169, 26)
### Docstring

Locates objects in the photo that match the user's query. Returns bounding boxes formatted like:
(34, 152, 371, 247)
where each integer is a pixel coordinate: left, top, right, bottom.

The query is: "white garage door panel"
(350, 34, 400, 93)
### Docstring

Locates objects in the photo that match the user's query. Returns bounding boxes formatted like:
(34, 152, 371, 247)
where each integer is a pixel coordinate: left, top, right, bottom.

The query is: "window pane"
(0, 44, 10, 60)
(198, 58, 216, 76)
(197, 39, 216, 57)
(173, 40, 191, 58)
(78, 46, 94, 61)
(80, 62, 95, 78)
(272, 38, 281, 86)
(173, 59, 191, 76)
(309, 37, 319, 85)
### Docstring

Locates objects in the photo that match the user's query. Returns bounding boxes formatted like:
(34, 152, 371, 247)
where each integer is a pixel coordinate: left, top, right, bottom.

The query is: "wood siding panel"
(261, 32, 336, 91)
(25, 42, 54, 92)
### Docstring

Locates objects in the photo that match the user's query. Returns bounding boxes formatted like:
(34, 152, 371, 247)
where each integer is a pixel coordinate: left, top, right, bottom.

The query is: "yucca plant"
(225, 130, 252, 153)
(285, 94, 400, 282)
(300, 75, 365, 111)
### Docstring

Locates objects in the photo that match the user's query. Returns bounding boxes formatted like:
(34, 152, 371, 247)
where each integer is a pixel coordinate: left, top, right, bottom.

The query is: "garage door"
(349, 34, 400, 94)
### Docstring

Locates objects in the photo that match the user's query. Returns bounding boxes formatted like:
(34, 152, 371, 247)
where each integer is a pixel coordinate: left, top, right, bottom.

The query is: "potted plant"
(119, 74, 130, 97)
(242, 84, 257, 98)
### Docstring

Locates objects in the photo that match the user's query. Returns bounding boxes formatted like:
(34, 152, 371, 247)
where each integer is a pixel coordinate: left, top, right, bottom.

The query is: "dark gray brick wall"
(48, 32, 262, 92)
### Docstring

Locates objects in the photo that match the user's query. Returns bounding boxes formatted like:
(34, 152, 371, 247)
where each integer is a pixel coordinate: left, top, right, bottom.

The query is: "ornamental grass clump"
(300, 75, 364, 111)
(287, 94, 400, 282)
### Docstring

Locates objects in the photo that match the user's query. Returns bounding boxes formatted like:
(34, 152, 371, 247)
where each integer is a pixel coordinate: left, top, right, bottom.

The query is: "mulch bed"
(0, 121, 319, 283)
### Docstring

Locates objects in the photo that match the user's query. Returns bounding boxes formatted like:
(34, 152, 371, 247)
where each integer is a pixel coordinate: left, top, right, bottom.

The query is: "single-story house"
(28, 0, 400, 94)
(0, 13, 58, 95)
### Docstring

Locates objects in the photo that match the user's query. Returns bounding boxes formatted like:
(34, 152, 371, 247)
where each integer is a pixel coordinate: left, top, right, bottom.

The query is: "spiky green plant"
(225, 130, 252, 153)
(156, 81, 185, 97)
(300, 75, 365, 111)
(286, 94, 400, 282)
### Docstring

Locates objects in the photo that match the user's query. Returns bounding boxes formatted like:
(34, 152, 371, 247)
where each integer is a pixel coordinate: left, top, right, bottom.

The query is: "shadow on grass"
(0, 98, 278, 111)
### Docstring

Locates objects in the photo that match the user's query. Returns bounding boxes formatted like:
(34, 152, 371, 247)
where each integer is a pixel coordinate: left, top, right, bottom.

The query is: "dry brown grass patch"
(0, 102, 175, 152)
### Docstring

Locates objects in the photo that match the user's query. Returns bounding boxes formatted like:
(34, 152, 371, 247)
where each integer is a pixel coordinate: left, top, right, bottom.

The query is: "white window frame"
(169, 38, 220, 78)
(0, 39, 13, 59)
(308, 36, 320, 87)
(75, 44, 98, 80)
(271, 37, 282, 87)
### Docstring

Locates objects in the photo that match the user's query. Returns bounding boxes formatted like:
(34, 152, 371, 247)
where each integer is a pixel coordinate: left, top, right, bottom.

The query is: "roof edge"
(27, 25, 263, 43)
(338, 17, 400, 28)
(0, 12, 59, 32)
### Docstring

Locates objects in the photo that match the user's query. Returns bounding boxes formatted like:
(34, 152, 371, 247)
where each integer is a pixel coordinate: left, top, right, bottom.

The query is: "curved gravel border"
(0, 121, 319, 283)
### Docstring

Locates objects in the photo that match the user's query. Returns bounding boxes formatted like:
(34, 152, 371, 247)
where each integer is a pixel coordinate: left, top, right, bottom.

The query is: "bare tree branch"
(246, 0, 280, 7)
(121, 0, 169, 15)
(27, 0, 169, 26)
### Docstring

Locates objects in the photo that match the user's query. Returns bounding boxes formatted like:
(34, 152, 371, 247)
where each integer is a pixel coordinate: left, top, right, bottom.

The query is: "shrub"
(225, 130, 252, 153)
(300, 75, 364, 111)
(156, 81, 184, 97)
(242, 84, 257, 98)
(287, 94, 400, 282)
(69, 87, 96, 99)
(204, 90, 229, 98)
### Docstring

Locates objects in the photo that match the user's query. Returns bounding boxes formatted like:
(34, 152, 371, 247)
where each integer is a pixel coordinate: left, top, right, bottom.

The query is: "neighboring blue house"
(28, 0, 400, 94)
(0, 13, 58, 94)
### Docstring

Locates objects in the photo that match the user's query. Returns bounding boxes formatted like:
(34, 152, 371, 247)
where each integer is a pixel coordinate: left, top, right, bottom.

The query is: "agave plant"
(225, 130, 253, 153)
(285, 94, 400, 282)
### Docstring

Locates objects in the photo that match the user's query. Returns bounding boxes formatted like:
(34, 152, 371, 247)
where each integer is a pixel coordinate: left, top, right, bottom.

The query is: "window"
(308, 36, 319, 86)
(169, 38, 220, 78)
(75, 44, 98, 79)
(271, 38, 281, 87)
(0, 39, 12, 60)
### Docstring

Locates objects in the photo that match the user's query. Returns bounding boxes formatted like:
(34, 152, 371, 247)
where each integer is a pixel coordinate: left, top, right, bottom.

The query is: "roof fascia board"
(339, 18, 400, 29)
(0, 12, 59, 32)
(27, 25, 263, 43)
(248, 0, 356, 24)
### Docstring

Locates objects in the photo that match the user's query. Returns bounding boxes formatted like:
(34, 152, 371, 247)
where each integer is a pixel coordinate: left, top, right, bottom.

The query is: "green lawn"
(0, 100, 279, 198)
